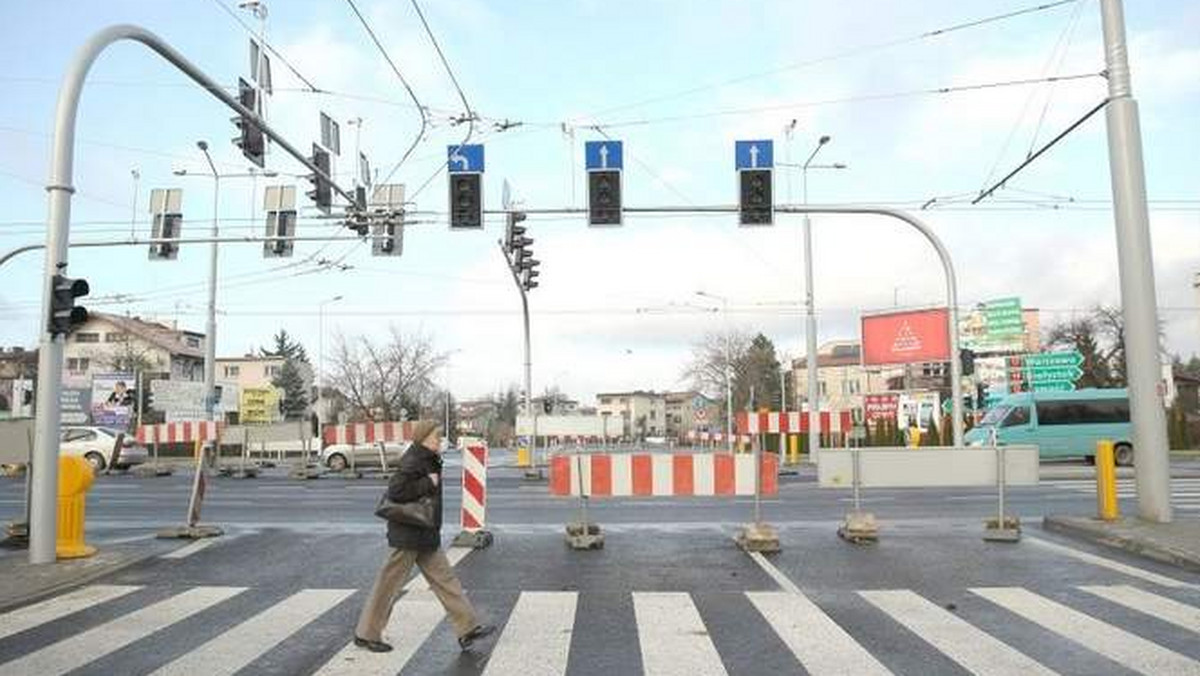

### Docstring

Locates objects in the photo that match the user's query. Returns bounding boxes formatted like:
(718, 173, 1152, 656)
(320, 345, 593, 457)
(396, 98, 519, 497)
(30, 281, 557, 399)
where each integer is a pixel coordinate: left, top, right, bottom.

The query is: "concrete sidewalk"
(0, 539, 171, 611)
(1043, 514, 1200, 573)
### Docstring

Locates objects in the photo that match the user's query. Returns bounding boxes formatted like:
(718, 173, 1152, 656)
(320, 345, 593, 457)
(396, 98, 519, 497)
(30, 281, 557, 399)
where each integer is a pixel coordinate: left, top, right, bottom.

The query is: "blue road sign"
(447, 144, 485, 173)
(735, 140, 773, 170)
(585, 140, 623, 171)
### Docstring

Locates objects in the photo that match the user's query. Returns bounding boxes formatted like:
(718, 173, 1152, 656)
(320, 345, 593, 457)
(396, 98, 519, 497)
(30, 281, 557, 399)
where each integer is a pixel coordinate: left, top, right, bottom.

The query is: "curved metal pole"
(780, 205, 964, 447)
(29, 24, 353, 564)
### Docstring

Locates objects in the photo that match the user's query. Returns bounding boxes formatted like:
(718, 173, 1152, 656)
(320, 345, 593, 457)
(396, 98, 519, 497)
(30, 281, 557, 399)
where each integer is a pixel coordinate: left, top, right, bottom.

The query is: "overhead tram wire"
(568, 0, 1083, 121)
(344, 0, 431, 188)
(205, 0, 321, 92)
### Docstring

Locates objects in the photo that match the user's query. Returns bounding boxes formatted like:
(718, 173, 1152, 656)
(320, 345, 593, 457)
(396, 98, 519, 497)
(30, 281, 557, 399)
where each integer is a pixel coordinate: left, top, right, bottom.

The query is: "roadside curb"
(0, 540, 168, 613)
(1043, 515, 1200, 574)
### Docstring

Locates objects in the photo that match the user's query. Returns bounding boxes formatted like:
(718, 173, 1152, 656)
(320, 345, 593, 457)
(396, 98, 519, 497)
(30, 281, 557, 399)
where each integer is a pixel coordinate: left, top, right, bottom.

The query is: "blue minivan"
(965, 388, 1134, 465)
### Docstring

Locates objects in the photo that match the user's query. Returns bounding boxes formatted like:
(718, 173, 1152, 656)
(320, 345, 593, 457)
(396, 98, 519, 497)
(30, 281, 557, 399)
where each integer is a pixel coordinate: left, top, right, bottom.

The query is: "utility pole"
(696, 291, 734, 453)
(198, 142, 220, 429)
(1100, 0, 1172, 522)
(317, 294, 342, 439)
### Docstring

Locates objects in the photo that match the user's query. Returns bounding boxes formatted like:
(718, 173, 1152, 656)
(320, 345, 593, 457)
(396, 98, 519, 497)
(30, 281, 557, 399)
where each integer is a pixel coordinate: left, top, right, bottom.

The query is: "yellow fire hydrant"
(57, 455, 96, 559)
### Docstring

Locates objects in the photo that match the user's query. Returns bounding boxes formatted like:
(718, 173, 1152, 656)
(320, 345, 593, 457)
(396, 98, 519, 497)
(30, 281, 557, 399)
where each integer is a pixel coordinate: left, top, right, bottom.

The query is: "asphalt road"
(1, 455, 1198, 675)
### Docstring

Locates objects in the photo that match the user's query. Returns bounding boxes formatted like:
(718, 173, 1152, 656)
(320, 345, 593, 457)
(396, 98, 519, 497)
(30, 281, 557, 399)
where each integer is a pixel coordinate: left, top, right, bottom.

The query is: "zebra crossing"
(0, 581, 1196, 675)
(1041, 477, 1200, 512)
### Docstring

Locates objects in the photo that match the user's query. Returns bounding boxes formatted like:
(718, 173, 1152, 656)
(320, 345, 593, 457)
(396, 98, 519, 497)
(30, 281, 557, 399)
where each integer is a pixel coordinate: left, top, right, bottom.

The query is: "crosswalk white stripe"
(748, 591, 891, 676)
(1025, 536, 1197, 589)
(313, 590, 443, 676)
(1079, 585, 1200, 634)
(0, 584, 141, 641)
(0, 586, 245, 676)
(313, 547, 474, 675)
(972, 587, 1200, 676)
(634, 592, 727, 676)
(160, 538, 219, 559)
(150, 589, 354, 676)
(860, 589, 1057, 676)
(482, 592, 577, 676)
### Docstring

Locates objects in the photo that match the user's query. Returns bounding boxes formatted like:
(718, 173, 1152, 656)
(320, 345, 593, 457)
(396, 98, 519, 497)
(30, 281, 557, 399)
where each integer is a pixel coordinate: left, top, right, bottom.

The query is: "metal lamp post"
(317, 294, 342, 437)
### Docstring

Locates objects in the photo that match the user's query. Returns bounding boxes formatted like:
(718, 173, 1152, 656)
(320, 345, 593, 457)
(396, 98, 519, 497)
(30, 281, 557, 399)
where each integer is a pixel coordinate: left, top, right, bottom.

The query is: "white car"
(60, 426, 148, 471)
(320, 441, 408, 471)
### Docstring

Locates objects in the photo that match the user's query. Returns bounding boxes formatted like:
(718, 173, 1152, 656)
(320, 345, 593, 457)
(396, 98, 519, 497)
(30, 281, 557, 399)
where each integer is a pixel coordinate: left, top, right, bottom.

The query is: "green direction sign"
(1032, 381, 1075, 392)
(983, 297, 1024, 336)
(1024, 366, 1084, 383)
(1023, 351, 1084, 369)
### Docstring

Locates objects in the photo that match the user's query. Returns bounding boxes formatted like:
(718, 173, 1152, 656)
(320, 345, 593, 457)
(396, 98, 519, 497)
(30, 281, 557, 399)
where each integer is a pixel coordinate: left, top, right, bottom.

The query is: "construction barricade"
(452, 443, 492, 549)
(550, 452, 778, 497)
(319, 420, 425, 477)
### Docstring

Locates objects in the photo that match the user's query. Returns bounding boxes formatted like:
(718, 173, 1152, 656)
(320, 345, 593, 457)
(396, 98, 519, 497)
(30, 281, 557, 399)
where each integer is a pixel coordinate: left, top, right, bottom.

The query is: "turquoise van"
(965, 388, 1134, 465)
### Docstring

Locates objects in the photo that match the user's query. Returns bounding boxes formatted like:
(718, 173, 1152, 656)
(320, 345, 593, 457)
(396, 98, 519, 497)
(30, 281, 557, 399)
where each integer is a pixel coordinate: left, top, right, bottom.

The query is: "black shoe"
(354, 636, 393, 653)
(458, 624, 496, 650)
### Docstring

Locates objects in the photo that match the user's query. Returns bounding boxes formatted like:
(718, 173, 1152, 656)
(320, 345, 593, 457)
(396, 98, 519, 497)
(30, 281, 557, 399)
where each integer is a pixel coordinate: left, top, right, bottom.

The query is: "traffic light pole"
(498, 241, 534, 462)
(29, 24, 358, 564)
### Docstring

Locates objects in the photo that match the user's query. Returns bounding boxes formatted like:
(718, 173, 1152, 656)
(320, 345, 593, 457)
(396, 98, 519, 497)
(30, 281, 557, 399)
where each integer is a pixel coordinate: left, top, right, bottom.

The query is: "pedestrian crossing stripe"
(0, 584, 1197, 675)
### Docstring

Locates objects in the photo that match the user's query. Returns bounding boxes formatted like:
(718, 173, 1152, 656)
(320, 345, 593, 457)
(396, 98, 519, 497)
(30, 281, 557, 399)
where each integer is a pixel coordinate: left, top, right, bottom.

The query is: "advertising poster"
(861, 308, 951, 366)
(240, 387, 280, 424)
(61, 387, 91, 425)
(864, 393, 900, 423)
(959, 297, 1025, 353)
(91, 373, 136, 428)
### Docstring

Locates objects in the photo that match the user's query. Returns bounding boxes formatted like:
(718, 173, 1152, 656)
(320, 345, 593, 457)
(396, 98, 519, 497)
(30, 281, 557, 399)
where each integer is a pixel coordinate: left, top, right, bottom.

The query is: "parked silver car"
(60, 426, 148, 471)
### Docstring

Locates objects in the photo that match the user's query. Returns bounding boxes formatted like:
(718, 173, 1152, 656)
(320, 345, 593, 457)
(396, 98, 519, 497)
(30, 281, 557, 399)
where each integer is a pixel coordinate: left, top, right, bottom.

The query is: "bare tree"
(683, 330, 753, 425)
(328, 326, 446, 421)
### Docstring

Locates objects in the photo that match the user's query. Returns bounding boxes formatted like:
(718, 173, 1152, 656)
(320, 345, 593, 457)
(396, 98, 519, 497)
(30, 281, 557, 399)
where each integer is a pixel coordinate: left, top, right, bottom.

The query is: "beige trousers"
(355, 548, 478, 641)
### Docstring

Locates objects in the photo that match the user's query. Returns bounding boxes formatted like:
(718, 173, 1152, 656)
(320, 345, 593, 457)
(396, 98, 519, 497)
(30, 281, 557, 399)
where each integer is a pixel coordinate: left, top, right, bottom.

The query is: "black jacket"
(385, 442, 443, 551)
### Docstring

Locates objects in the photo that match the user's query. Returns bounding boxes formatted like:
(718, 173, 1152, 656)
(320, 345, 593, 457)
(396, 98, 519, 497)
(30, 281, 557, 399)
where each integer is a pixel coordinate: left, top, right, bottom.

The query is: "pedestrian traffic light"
(449, 173, 483, 229)
(504, 211, 528, 252)
(739, 169, 773, 225)
(960, 348, 976, 377)
(48, 274, 89, 336)
(372, 221, 403, 257)
(233, 78, 266, 168)
(306, 144, 332, 214)
(588, 170, 622, 226)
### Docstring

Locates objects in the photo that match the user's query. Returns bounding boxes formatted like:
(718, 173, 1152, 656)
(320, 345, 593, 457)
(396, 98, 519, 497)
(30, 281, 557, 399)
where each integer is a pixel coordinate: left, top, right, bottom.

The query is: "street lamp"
(317, 294, 343, 435)
(799, 135, 847, 464)
(696, 290, 734, 453)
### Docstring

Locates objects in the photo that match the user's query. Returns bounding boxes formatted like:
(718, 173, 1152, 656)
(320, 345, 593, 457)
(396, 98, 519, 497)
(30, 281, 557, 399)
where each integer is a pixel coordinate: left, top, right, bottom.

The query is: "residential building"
(663, 391, 719, 439)
(62, 312, 205, 382)
(596, 390, 667, 440)
(790, 341, 895, 418)
(0, 347, 37, 419)
(215, 354, 309, 392)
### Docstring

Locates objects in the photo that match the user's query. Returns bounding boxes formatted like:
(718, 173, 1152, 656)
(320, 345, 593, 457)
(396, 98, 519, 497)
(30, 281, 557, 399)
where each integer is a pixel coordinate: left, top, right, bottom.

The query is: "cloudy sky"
(1, 0, 1197, 404)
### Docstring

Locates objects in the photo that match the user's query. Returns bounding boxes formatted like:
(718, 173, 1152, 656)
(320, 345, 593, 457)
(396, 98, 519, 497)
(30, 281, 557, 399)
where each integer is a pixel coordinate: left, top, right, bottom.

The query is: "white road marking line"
(0, 586, 245, 676)
(860, 589, 1056, 675)
(482, 592, 577, 676)
(0, 585, 141, 641)
(313, 547, 474, 675)
(1025, 536, 1197, 589)
(1079, 585, 1200, 634)
(745, 550, 800, 594)
(972, 587, 1200, 675)
(151, 589, 354, 676)
(749, 591, 891, 676)
(313, 590, 444, 676)
(160, 538, 220, 560)
(633, 592, 728, 676)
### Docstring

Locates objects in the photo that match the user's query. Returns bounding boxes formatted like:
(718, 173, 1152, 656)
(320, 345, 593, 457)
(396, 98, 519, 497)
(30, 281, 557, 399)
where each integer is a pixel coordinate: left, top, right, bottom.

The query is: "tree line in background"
(683, 330, 785, 427)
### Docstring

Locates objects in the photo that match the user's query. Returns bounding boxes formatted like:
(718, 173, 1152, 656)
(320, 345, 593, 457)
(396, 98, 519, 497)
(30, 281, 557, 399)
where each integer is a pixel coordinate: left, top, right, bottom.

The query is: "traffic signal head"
(739, 169, 773, 226)
(233, 78, 266, 168)
(449, 173, 483, 229)
(148, 212, 182, 261)
(960, 348, 976, 377)
(588, 170, 622, 226)
(263, 210, 297, 258)
(372, 221, 403, 257)
(306, 144, 332, 213)
(504, 211, 527, 251)
(48, 274, 89, 336)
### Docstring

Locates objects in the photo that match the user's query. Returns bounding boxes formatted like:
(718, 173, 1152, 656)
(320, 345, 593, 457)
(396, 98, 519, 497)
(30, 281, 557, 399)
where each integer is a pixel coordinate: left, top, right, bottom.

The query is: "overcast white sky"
(1, 0, 1197, 403)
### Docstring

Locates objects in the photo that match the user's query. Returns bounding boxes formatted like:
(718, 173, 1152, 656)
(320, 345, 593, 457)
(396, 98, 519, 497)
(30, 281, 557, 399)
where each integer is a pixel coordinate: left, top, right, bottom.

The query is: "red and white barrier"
(460, 444, 488, 531)
(321, 421, 419, 448)
(549, 452, 777, 497)
(136, 421, 222, 445)
(736, 410, 853, 435)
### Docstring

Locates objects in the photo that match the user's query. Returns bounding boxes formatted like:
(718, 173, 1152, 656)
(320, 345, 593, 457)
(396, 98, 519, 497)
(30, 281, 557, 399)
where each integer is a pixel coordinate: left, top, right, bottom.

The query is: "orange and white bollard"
(453, 443, 493, 549)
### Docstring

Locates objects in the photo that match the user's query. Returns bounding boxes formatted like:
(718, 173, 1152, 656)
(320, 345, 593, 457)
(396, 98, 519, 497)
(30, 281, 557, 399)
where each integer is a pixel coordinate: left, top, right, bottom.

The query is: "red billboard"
(861, 308, 951, 366)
